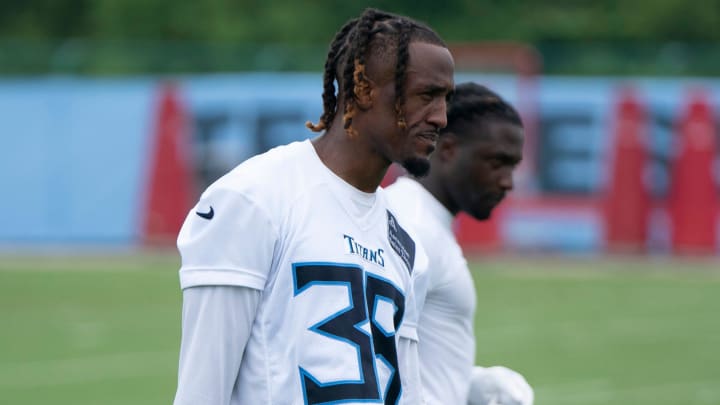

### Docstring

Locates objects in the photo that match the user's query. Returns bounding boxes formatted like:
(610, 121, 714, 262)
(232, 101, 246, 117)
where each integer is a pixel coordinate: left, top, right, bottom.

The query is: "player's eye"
(490, 159, 504, 169)
(420, 92, 434, 102)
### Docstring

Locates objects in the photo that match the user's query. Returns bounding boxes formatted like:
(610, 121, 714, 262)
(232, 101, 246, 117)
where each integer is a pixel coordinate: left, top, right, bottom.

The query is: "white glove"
(467, 366, 534, 405)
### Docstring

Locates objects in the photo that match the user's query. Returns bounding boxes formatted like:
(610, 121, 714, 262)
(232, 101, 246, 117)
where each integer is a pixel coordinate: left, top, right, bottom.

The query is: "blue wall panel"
(0, 73, 718, 250)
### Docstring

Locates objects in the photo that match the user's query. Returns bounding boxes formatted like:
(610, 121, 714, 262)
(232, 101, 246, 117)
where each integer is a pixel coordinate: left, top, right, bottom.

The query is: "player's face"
(447, 120, 524, 220)
(365, 42, 454, 177)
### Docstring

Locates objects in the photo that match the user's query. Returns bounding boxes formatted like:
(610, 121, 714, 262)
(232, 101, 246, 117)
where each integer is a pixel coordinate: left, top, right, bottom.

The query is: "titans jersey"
(385, 177, 477, 405)
(177, 140, 425, 405)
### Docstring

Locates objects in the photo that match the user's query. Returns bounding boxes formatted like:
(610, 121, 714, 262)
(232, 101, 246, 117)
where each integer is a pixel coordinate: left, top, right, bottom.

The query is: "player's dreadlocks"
(442, 83, 523, 139)
(306, 8, 446, 136)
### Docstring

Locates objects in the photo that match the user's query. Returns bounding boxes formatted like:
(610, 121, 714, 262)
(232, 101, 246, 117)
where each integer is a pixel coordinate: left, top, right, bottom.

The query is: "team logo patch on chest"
(387, 210, 415, 274)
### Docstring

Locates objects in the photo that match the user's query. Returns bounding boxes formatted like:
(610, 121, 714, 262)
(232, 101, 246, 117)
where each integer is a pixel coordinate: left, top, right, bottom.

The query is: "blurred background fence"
(2, 70, 719, 254)
(1, 0, 719, 256)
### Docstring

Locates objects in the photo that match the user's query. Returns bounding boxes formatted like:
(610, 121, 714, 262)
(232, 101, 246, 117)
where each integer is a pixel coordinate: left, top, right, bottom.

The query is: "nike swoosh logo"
(196, 206, 214, 220)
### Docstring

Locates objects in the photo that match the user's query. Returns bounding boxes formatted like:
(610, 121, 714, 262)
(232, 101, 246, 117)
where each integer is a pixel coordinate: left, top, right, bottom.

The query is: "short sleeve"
(177, 186, 280, 290)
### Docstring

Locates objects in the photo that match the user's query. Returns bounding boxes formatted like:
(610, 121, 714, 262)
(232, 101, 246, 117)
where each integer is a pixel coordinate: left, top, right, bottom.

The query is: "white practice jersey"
(176, 140, 427, 405)
(385, 177, 477, 405)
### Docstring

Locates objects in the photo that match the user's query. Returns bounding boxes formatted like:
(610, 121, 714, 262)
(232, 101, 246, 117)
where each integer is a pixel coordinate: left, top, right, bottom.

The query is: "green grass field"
(1, 253, 719, 405)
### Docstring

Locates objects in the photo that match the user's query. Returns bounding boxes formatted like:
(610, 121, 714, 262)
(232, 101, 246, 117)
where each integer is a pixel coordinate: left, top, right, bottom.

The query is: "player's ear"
(355, 77, 375, 110)
(437, 133, 458, 162)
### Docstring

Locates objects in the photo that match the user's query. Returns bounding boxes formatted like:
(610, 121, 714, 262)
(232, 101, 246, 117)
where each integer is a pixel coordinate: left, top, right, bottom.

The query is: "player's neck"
(311, 132, 388, 193)
(417, 174, 459, 216)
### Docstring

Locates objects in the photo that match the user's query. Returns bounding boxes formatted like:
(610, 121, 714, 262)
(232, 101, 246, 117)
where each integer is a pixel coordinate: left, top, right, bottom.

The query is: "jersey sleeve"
(177, 186, 280, 290)
(397, 336, 426, 405)
(173, 285, 261, 405)
(397, 236, 430, 342)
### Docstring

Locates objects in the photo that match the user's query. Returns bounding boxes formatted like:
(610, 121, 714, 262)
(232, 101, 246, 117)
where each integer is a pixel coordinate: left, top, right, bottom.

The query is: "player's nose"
(499, 169, 514, 191)
(427, 98, 448, 129)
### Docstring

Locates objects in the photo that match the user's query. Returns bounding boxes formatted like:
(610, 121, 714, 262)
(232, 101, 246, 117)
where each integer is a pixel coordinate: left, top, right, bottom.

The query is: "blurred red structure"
(143, 83, 195, 244)
(454, 211, 504, 253)
(380, 163, 406, 188)
(669, 91, 718, 254)
(605, 89, 650, 252)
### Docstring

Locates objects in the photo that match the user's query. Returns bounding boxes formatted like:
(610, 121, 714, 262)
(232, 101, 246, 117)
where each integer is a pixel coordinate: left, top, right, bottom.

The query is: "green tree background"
(1, 0, 718, 75)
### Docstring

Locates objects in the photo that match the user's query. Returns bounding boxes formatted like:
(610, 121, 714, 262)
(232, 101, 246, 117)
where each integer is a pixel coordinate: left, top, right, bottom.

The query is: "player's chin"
(401, 156, 431, 178)
(469, 205, 494, 220)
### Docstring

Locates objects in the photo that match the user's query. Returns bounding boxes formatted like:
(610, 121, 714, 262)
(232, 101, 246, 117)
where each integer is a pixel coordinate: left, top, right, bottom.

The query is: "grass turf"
(0, 254, 718, 404)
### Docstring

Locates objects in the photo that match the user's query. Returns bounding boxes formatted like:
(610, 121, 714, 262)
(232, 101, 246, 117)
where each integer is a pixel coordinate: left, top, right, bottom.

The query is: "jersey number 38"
(293, 262, 405, 405)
